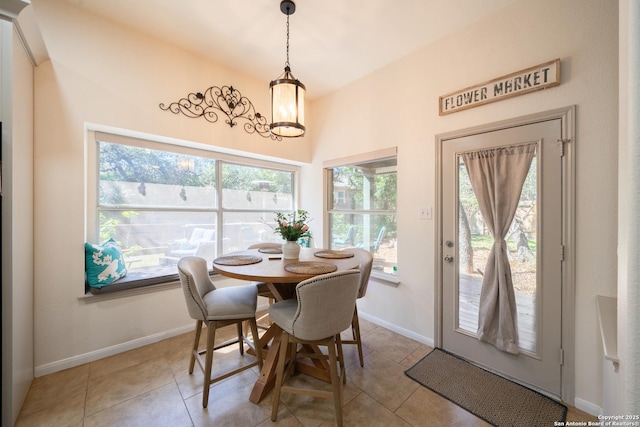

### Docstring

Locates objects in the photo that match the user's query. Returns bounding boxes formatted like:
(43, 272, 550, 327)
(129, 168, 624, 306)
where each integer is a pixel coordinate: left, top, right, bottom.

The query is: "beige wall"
(307, 0, 617, 413)
(28, 0, 619, 414)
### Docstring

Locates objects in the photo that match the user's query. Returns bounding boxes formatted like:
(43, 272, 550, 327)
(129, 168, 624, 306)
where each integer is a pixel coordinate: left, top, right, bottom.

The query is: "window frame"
(323, 147, 398, 283)
(85, 129, 301, 295)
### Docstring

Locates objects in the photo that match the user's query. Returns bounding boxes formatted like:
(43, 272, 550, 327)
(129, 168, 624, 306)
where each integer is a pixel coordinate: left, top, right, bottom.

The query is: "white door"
(441, 118, 564, 397)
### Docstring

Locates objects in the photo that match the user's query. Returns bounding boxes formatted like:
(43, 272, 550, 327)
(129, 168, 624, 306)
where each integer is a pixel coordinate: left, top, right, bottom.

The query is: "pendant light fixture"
(270, 0, 306, 138)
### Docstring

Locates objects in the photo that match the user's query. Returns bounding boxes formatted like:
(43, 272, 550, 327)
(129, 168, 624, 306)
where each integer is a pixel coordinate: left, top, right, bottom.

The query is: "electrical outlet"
(419, 206, 432, 220)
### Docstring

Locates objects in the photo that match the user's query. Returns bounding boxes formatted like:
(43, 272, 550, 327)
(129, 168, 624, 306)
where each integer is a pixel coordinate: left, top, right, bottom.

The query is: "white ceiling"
(60, 0, 516, 99)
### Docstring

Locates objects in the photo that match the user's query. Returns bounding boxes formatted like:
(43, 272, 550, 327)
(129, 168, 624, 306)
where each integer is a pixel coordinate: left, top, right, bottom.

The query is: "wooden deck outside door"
(440, 118, 565, 398)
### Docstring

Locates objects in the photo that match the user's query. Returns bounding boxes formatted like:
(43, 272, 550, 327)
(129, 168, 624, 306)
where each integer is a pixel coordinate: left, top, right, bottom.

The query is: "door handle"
(444, 255, 454, 263)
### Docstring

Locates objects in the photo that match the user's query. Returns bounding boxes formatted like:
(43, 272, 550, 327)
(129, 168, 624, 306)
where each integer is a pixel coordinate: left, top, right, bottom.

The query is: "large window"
(91, 132, 298, 276)
(325, 148, 397, 278)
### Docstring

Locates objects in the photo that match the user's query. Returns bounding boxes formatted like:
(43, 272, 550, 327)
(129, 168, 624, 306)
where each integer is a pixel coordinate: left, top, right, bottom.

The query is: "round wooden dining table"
(211, 247, 361, 403)
(212, 247, 360, 300)
(212, 247, 359, 281)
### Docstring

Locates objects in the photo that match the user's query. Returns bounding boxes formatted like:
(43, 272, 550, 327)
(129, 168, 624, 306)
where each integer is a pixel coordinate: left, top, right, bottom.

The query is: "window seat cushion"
(87, 266, 179, 295)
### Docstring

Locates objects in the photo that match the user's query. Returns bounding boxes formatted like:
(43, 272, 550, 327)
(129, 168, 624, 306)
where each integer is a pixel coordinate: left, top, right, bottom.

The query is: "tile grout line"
(82, 362, 91, 426)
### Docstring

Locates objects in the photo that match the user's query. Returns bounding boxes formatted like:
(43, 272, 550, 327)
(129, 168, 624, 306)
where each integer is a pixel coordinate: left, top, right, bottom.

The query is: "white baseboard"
(574, 397, 603, 416)
(357, 310, 435, 348)
(34, 323, 194, 377)
(37, 297, 269, 378)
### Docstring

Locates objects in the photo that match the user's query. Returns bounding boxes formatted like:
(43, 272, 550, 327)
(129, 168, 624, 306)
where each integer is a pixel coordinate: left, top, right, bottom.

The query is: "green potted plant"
(272, 210, 311, 259)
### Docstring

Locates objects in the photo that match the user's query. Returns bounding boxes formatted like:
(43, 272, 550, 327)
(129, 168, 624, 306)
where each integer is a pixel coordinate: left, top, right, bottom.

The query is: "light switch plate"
(419, 206, 432, 220)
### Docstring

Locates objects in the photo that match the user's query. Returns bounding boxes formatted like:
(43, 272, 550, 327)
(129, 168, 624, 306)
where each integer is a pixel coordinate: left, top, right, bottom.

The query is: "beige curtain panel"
(462, 142, 536, 354)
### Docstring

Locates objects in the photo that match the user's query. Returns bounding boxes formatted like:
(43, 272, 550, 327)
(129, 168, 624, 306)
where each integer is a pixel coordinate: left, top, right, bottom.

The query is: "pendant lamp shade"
(270, 66, 306, 137)
(270, 0, 305, 138)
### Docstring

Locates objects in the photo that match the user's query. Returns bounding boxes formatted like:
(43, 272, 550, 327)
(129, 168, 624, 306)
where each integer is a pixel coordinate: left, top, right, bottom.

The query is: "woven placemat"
(284, 261, 338, 275)
(213, 255, 262, 266)
(258, 247, 282, 254)
(314, 250, 355, 259)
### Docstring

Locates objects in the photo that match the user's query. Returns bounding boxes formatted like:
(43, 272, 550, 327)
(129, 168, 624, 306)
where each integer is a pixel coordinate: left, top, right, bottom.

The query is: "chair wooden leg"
(352, 306, 364, 367)
(270, 335, 345, 426)
(328, 337, 343, 427)
(248, 318, 263, 370)
(202, 320, 217, 408)
(336, 334, 346, 385)
(236, 322, 244, 355)
(271, 332, 290, 421)
(288, 339, 297, 377)
(189, 320, 203, 374)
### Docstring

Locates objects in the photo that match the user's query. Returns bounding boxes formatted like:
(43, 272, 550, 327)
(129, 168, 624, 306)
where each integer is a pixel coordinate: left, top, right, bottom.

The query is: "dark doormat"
(405, 348, 567, 427)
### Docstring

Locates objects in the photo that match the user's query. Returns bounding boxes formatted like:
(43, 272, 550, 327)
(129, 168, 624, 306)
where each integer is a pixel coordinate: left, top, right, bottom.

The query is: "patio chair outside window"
(333, 225, 357, 247)
(372, 226, 386, 253)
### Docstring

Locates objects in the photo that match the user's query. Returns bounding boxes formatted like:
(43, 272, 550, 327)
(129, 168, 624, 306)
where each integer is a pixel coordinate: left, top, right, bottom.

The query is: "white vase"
(282, 240, 300, 259)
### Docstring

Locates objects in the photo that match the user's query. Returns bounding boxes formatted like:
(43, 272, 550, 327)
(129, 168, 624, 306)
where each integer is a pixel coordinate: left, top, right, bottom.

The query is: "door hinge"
(557, 139, 570, 157)
(560, 348, 565, 366)
(560, 245, 565, 261)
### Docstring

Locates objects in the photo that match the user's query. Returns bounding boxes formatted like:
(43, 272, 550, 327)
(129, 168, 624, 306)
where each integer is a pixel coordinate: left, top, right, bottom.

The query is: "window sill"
(370, 270, 400, 286)
(79, 269, 216, 303)
(79, 280, 181, 303)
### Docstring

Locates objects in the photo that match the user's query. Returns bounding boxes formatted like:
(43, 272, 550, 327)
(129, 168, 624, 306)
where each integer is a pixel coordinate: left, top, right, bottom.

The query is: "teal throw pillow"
(85, 238, 128, 288)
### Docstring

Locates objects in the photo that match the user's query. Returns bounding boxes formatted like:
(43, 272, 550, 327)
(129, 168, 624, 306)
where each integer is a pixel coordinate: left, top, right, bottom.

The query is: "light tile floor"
(16, 316, 597, 426)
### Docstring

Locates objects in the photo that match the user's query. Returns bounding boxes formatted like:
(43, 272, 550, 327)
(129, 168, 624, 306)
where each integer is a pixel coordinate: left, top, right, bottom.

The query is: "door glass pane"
(457, 155, 538, 352)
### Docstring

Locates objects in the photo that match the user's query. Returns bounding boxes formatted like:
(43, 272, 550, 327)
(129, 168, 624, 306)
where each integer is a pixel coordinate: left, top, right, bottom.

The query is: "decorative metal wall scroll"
(160, 85, 280, 140)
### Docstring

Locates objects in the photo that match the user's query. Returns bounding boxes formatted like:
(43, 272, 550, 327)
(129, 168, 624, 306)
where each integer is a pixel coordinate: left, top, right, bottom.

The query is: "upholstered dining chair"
(269, 270, 360, 427)
(177, 256, 263, 408)
(341, 248, 374, 367)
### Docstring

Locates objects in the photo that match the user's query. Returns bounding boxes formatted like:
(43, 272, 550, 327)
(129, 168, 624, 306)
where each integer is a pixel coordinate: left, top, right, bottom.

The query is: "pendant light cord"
(285, 12, 290, 68)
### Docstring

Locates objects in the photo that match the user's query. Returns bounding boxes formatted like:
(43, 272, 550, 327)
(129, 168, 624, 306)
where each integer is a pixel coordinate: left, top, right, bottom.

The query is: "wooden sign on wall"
(439, 59, 560, 115)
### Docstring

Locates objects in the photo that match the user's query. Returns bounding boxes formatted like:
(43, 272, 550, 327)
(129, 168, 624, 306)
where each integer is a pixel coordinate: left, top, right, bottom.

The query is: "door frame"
(434, 106, 576, 404)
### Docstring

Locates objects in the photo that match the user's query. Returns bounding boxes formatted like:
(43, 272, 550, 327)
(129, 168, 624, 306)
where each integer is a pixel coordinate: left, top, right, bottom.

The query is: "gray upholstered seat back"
(351, 248, 374, 299)
(290, 270, 360, 341)
(177, 256, 216, 321)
